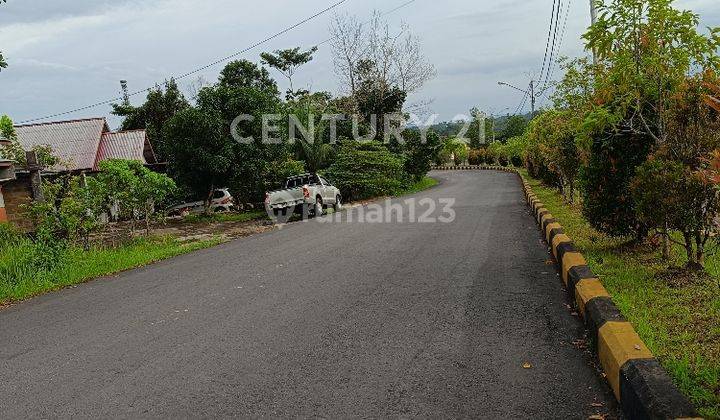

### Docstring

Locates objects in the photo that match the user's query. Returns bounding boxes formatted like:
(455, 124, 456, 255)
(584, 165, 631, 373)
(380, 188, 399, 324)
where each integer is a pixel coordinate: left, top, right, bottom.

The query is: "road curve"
(0, 170, 619, 418)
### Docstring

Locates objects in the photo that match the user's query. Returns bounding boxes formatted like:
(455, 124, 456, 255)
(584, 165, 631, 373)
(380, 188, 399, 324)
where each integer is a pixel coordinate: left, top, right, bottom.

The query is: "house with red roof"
(0, 117, 157, 225)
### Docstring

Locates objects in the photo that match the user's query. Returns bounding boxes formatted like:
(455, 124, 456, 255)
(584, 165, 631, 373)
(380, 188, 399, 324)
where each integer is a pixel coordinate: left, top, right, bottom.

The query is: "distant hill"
(425, 113, 532, 140)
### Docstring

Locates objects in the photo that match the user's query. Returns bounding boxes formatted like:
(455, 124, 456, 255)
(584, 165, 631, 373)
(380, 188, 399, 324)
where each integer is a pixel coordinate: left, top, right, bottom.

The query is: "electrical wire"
(18, 0, 351, 124)
(313, 0, 418, 48)
(514, 86, 530, 115)
(545, 0, 573, 89)
(536, 0, 559, 83)
(540, 0, 563, 89)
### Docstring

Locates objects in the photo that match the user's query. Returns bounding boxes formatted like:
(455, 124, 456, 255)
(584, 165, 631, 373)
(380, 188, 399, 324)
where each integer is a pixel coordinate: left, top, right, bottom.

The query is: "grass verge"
(399, 176, 439, 195)
(0, 235, 221, 305)
(0, 177, 440, 307)
(519, 169, 720, 418)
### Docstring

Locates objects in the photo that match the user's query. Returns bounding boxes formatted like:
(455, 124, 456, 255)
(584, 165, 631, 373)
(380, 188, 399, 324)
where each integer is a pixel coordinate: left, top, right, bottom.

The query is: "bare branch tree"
(329, 13, 367, 97)
(329, 11, 435, 105)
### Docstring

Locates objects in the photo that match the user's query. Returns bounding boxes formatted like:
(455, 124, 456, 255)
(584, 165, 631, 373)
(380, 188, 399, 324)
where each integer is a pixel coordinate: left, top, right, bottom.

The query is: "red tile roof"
(94, 130, 147, 170)
(14, 118, 150, 171)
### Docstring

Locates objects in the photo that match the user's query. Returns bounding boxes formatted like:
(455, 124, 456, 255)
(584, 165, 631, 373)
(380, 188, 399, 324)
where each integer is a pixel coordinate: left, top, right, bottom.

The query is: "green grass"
(519, 169, 720, 418)
(0, 235, 222, 305)
(0, 177, 440, 308)
(399, 176, 440, 195)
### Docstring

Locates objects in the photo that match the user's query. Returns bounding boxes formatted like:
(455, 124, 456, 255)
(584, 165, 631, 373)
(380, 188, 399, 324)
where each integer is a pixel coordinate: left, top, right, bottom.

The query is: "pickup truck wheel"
(334, 195, 342, 211)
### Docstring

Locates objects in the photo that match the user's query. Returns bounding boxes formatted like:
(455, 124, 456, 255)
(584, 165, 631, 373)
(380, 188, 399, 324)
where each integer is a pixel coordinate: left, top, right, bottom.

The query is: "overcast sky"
(0, 0, 717, 128)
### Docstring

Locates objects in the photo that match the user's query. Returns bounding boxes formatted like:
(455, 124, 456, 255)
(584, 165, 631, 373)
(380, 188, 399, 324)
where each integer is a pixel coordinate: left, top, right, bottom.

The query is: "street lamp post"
(498, 81, 536, 115)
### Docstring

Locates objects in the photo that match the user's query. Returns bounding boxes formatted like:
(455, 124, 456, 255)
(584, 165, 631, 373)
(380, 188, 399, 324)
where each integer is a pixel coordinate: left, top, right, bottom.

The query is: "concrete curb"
(431, 166, 700, 419)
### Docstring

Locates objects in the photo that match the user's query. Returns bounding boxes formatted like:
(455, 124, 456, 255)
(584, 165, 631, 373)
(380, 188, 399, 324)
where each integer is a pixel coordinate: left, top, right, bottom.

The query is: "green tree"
(584, 0, 720, 144)
(195, 60, 289, 203)
(504, 135, 528, 168)
(111, 79, 190, 161)
(0, 52, 7, 72)
(526, 110, 580, 202)
(94, 160, 176, 235)
(261, 47, 318, 99)
(440, 138, 469, 166)
(403, 129, 441, 181)
(579, 0, 720, 239)
(354, 59, 407, 142)
(27, 175, 105, 250)
(500, 115, 527, 141)
(284, 92, 336, 172)
(631, 74, 720, 268)
(466, 108, 497, 148)
(162, 108, 234, 209)
(218, 59, 278, 93)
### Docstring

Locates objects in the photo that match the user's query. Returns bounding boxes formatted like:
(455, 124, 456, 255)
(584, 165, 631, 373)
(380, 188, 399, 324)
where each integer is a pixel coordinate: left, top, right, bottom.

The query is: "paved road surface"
(0, 170, 619, 418)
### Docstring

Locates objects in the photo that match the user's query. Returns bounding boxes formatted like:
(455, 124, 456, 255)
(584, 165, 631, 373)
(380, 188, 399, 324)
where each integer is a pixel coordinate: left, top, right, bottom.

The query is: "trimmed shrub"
(403, 130, 442, 181)
(580, 127, 652, 238)
(325, 141, 408, 201)
(468, 148, 487, 165)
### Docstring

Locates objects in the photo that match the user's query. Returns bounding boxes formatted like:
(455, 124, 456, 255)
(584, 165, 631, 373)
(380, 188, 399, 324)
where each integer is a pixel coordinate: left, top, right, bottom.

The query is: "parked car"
(265, 173, 342, 220)
(167, 188, 234, 216)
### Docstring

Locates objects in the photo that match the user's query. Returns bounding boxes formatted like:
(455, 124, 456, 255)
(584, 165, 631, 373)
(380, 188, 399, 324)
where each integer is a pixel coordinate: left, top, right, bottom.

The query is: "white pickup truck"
(265, 173, 342, 220)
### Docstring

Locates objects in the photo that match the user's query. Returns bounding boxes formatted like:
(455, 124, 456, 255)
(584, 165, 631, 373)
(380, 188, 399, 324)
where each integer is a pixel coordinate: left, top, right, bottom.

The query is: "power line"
(18, 0, 350, 125)
(537, 0, 559, 83)
(514, 86, 530, 115)
(313, 0, 418, 48)
(541, 0, 564, 88)
(543, 0, 572, 91)
(539, 0, 574, 101)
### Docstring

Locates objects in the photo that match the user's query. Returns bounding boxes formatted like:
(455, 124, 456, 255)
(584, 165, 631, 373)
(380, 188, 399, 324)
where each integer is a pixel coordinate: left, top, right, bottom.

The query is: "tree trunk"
(661, 224, 670, 260)
(205, 184, 215, 214)
(683, 232, 697, 268)
(694, 232, 705, 269)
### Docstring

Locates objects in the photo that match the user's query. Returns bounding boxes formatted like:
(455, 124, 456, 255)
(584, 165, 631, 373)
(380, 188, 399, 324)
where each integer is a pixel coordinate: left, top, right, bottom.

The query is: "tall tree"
(329, 11, 435, 105)
(261, 47, 318, 99)
(217, 59, 278, 93)
(579, 0, 720, 239)
(501, 115, 527, 141)
(111, 79, 189, 161)
(162, 108, 234, 208)
(194, 60, 290, 203)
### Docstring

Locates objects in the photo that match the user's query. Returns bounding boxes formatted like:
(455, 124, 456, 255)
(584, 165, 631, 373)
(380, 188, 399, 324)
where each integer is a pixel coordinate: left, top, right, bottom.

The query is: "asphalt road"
(0, 170, 619, 418)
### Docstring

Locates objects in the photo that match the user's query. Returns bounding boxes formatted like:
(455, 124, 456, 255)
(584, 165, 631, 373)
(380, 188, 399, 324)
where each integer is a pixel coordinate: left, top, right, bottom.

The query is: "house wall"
(2, 177, 33, 230)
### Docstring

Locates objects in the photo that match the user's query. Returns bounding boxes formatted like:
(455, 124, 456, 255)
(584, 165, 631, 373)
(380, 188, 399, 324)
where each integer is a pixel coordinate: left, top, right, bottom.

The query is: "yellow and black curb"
(432, 165, 700, 419)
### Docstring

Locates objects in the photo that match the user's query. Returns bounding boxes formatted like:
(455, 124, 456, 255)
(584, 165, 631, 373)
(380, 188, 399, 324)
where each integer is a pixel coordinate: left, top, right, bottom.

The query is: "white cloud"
(0, 0, 717, 124)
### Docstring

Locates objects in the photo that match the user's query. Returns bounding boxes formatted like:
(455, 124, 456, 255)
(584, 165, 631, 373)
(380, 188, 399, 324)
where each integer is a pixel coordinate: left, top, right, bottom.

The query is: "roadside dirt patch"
(91, 215, 276, 246)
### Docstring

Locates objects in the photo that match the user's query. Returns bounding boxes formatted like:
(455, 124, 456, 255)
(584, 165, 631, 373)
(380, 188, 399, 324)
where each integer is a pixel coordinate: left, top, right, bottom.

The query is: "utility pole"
(590, 0, 598, 66)
(529, 80, 536, 116)
(498, 81, 536, 116)
(119, 80, 130, 106)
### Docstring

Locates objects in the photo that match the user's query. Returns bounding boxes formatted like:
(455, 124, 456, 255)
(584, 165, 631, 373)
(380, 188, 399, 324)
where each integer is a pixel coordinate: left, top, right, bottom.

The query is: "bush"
(468, 148, 487, 165)
(632, 157, 720, 268)
(438, 139, 468, 166)
(486, 141, 505, 165)
(580, 126, 652, 238)
(95, 160, 177, 234)
(325, 141, 407, 201)
(504, 136, 527, 167)
(403, 130, 441, 180)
